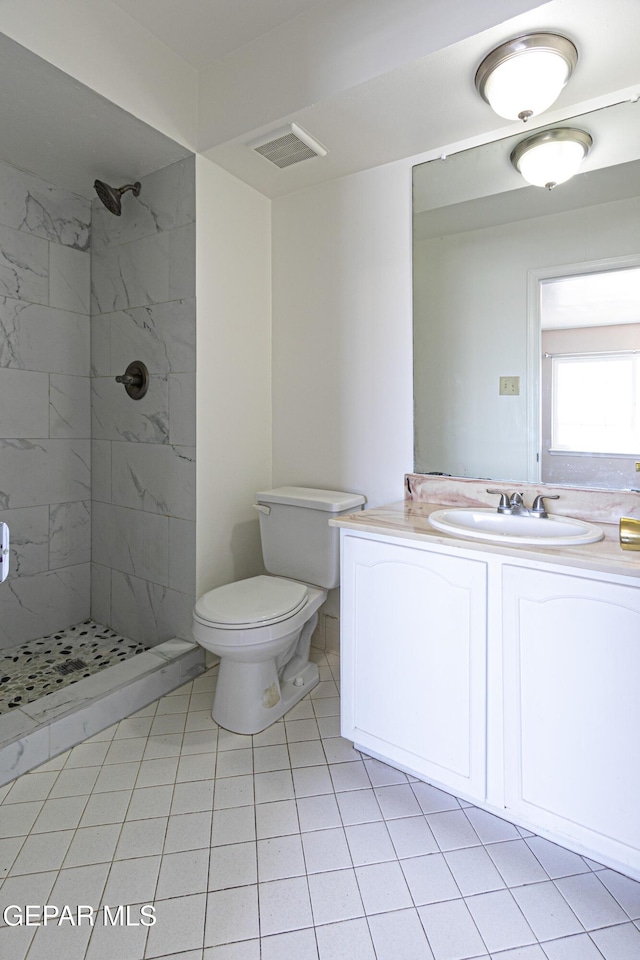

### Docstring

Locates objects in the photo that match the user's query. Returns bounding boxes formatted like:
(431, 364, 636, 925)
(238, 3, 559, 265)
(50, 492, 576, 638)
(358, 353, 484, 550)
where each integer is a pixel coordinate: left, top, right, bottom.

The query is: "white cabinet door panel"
(503, 564, 640, 860)
(341, 535, 487, 797)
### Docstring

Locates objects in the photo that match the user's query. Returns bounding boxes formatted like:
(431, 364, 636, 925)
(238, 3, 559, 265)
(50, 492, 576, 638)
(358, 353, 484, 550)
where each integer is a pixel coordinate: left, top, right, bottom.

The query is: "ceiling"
(110, 0, 340, 69)
(0, 0, 639, 199)
(114, 0, 640, 197)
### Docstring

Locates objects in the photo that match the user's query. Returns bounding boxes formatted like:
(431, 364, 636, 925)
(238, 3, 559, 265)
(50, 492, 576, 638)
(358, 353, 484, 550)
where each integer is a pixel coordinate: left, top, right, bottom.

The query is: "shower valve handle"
(115, 360, 149, 400)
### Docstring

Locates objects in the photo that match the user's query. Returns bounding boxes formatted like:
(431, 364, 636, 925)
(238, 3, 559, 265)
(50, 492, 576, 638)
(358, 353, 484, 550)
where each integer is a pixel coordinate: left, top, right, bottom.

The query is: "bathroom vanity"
(333, 479, 640, 881)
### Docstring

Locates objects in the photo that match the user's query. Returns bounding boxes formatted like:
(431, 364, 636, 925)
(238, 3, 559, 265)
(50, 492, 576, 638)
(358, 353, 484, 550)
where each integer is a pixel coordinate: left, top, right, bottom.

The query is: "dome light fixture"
(510, 128, 592, 190)
(475, 33, 578, 122)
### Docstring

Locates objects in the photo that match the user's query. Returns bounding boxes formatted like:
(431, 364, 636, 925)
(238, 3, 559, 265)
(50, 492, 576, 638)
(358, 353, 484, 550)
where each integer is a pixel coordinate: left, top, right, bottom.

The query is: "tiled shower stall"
(0, 154, 196, 704)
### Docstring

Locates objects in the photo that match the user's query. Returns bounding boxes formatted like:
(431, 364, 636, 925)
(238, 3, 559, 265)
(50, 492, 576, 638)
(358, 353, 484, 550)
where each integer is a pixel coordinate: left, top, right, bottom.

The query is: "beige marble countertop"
(331, 500, 640, 580)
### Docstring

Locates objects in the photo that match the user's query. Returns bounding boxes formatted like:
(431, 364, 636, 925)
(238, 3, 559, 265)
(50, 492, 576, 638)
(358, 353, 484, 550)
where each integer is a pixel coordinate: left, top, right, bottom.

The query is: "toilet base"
(212, 655, 319, 735)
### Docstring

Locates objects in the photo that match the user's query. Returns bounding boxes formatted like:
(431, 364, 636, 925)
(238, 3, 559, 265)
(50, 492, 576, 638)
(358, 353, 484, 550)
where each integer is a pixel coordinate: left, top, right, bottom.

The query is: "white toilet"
(192, 486, 366, 734)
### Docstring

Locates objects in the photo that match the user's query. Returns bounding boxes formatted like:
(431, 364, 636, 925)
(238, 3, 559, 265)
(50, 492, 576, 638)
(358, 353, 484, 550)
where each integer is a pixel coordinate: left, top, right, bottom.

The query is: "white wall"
(195, 156, 272, 596)
(272, 161, 414, 509)
(0, 0, 198, 148)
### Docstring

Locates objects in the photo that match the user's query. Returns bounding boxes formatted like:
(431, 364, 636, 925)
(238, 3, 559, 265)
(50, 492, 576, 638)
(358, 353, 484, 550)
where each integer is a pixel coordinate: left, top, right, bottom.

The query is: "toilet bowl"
(193, 576, 326, 734)
(192, 486, 366, 735)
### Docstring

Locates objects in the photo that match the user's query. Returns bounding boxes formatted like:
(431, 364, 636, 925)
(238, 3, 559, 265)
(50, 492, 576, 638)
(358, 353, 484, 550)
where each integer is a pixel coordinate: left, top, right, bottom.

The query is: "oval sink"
(428, 508, 604, 546)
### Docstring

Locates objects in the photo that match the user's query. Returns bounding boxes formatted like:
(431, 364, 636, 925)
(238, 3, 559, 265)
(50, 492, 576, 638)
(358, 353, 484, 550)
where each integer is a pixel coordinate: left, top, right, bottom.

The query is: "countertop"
(331, 500, 640, 580)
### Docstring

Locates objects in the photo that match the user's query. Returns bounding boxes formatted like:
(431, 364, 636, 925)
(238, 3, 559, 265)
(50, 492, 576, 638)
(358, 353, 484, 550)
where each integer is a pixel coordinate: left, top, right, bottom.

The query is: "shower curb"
(0, 638, 205, 787)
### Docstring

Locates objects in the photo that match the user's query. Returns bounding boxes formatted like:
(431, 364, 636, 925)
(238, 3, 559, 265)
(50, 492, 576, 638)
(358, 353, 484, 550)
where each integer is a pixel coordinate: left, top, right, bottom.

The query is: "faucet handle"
(531, 493, 559, 517)
(486, 489, 511, 513)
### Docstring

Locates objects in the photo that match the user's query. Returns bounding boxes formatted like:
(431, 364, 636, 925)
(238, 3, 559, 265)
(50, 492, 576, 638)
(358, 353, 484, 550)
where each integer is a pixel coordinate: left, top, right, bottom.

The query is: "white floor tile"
(126, 785, 173, 821)
(103, 736, 148, 765)
(115, 817, 167, 860)
(85, 902, 150, 960)
(211, 805, 256, 846)
(50, 766, 102, 798)
(135, 758, 179, 789)
(64, 823, 121, 868)
(335, 788, 383, 826)
(215, 749, 253, 779)
(51, 862, 111, 910)
(258, 876, 313, 936)
(355, 860, 413, 914)
(302, 826, 352, 873)
(0, 871, 57, 926)
(368, 907, 435, 960)
(65, 741, 111, 768)
(255, 799, 299, 839)
(418, 898, 487, 960)
(25, 914, 94, 960)
(511, 881, 583, 941)
(213, 775, 254, 809)
(325, 760, 371, 793)
(163, 811, 212, 853)
(315, 917, 376, 960)
(254, 769, 294, 804)
(386, 815, 439, 859)
(288, 740, 326, 768)
(261, 927, 319, 960)
(541, 932, 605, 959)
(308, 868, 364, 925)
(0, 799, 44, 836)
(80, 790, 132, 827)
(257, 834, 306, 882)
(204, 886, 259, 946)
(411, 781, 461, 814)
(92, 762, 140, 794)
(586, 923, 640, 960)
(444, 845, 506, 896)
(143, 734, 184, 761)
(209, 840, 257, 890)
(463, 807, 520, 844)
(253, 745, 290, 773)
(555, 873, 629, 930)
(427, 809, 482, 852)
(596, 868, 640, 919)
(10, 829, 74, 875)
(401, 852, 461, 905)
(465, 889, 536, 955)
(293, 764, 333, 798)
(171, 779, 215, 816)
(374, 783, 423, 819)
(285, 719, 321, 743)
(204, 940, 260, 960)
(322, 737, 360, 764)
(156, 848, 209, 899)
(297, 794, 342, 833)
(363, 757, 409, 787)
(5, 771, 58, 803)
(525, 836, 591, 880)
(487, 840, 549, 887)
(146, 893, 206, 957)
(102, 855, 161, 906)
(345, 821, 396, 866)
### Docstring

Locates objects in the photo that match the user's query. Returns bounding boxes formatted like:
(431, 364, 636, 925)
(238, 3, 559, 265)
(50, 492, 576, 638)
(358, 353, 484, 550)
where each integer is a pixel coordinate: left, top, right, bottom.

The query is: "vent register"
(249, 123, 327, 169)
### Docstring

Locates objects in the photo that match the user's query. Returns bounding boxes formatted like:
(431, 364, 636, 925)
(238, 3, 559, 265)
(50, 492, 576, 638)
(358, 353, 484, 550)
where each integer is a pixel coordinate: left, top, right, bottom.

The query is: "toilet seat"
(194, 575, 308, 631)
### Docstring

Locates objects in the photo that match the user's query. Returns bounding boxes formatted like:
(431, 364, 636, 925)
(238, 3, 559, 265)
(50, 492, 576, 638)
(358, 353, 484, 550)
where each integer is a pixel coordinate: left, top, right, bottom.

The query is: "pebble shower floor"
(0, 621, 149, 715)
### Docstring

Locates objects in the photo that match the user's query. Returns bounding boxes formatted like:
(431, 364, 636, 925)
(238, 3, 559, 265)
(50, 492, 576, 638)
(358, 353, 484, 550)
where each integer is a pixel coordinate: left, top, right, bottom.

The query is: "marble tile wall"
(0, 158, 91, 651)
(90, 156, 196, 646)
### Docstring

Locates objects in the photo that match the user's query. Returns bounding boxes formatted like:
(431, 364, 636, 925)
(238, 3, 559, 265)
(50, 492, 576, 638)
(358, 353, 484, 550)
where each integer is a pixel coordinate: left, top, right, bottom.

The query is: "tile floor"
(0, 646, 639, 960)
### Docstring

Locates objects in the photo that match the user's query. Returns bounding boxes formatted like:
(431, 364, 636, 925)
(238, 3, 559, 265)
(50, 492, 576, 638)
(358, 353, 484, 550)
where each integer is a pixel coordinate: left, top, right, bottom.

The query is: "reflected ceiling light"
(510, 128, 592, 190)
(475, 33, 578, 122)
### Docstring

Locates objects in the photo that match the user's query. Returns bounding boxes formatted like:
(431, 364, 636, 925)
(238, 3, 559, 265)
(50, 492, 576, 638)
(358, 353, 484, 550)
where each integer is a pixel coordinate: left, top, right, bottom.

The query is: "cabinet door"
(503, 564, 640, 865)
(341, 535, 487, 798)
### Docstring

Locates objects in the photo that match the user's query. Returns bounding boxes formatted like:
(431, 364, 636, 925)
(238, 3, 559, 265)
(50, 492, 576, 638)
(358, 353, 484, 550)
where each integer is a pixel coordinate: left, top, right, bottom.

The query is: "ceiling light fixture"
(510, 128, 592, 190)
(475, 33, 578, 122)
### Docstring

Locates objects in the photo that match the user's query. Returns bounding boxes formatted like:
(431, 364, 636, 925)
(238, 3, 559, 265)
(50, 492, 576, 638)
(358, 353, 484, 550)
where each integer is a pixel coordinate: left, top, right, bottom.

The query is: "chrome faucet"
(487, 489, 559, 518)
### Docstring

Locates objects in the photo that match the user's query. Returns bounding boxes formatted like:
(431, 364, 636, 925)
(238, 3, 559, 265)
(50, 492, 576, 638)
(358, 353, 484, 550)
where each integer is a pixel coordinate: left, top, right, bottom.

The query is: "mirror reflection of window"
(540, 264, 640, 487)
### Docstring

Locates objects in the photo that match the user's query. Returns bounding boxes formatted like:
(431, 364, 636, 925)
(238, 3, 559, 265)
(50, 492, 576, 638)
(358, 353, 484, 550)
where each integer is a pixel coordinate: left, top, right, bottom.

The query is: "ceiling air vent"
(249, 123, 327, 169)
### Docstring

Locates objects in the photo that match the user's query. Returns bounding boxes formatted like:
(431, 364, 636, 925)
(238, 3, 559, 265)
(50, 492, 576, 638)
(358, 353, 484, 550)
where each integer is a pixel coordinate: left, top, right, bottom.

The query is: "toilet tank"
(255, 486, 366, 589)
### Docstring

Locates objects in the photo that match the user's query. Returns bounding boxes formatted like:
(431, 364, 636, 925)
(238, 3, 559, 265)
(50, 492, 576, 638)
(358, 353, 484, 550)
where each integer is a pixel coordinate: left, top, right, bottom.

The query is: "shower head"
(93, 179, 141, 216)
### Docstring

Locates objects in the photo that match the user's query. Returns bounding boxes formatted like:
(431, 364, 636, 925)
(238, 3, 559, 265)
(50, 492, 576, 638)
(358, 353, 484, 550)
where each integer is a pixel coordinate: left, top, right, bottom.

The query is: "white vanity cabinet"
(339, 524, 640, 878)
(502, 564, 640, 872)
(340, 534, 488, 798)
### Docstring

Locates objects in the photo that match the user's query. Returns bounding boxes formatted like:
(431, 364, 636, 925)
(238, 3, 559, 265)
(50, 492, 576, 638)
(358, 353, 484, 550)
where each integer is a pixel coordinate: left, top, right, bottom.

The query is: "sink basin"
(428, 508, 604, 546)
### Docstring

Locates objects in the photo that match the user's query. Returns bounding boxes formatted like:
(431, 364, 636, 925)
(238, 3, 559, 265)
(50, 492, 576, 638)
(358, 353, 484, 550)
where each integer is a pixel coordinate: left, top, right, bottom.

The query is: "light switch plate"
(499, 376, 520, 396)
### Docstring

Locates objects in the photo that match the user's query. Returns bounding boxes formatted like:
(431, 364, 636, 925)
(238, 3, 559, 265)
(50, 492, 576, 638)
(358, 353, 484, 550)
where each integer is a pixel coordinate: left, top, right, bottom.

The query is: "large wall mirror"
(413, 99, 640, 490)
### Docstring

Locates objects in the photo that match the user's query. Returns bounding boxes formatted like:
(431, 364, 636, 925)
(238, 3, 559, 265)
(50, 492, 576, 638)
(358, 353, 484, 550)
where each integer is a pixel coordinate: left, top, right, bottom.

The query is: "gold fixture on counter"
(619, 516, 640, 550)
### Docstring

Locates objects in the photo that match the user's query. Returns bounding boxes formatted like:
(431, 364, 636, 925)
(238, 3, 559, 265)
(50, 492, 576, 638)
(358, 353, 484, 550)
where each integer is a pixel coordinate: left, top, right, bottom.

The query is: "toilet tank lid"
(255, 486, 366, 512)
